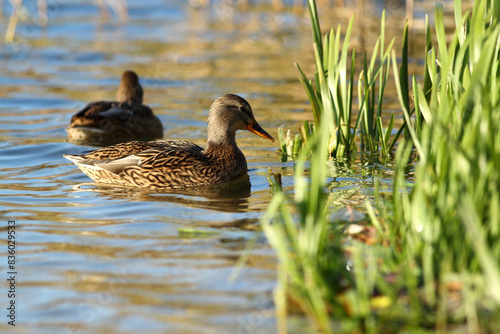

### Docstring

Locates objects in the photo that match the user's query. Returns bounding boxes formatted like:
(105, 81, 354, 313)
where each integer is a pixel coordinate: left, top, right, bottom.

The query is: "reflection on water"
(0, 0, 459, 333)
(70, 174, 253, 215)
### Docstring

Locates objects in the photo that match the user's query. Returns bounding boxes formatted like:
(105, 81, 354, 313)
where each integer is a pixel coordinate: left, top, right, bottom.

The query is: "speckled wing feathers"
(79, 141, 185, 160)
(64, 140, 249, 189)
(118, 144, 216, 188)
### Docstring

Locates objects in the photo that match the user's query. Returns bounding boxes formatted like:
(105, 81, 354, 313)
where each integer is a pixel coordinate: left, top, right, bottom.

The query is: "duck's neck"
(117, 85, 143, 104)
(205, 136, 238, 155)
(205, 122, 237, 152)
(205, 130, 246, 163)
(204, 126, 248, 180)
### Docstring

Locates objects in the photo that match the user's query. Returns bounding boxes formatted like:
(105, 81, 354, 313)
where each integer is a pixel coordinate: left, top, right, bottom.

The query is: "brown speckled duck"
(64, 94, 274, 189)
(66, 70, 163, 146)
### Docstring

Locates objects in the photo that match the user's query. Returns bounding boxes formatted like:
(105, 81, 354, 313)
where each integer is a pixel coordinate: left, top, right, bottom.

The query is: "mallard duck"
(64, 94, 274, 189)
(66, 70, 163, 146)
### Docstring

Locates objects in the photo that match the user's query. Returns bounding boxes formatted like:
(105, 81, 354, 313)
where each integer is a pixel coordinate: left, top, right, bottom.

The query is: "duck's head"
(207, 94, 274, 147)
(117, 70, 143, 104)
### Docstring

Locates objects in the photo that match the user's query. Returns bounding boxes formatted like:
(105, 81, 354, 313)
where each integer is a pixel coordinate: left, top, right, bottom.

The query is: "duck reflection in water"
(70, 173, 253, 216)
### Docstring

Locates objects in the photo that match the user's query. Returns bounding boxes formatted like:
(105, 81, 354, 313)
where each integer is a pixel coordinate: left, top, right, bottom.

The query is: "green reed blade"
(399, 21, 410, 141)
(385, 113, 395, 148)
(296, 63, 321, 125)
(391, 51, 423, 157)
(307, 0, 323, 58)
(435, 4, 448, 63)
(423, 15, 433, 101)
(376, 117, 387, 153)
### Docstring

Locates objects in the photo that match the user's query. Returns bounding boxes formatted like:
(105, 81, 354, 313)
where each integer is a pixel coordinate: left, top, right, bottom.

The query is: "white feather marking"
(63, 154, 84, 164)
(95, 155, 142, 175)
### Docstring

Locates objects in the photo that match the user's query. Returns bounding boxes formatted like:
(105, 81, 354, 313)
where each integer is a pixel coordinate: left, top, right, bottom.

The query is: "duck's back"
(67, 101, 163, 146)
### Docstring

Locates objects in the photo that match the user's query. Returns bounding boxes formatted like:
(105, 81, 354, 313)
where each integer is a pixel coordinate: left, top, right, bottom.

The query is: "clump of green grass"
(370, 0, 500, 328)
(263, 5, 400, 330)
(279, 0, 400, 161)
(264, 0, 500, 332)
(263, 96, 354, 333)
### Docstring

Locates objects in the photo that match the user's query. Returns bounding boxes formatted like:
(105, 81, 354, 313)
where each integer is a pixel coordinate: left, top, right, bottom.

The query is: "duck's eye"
(239, 106, 250, 115)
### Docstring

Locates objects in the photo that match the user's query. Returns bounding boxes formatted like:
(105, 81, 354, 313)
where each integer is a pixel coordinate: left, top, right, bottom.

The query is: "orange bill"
(246, 122, 275, 142)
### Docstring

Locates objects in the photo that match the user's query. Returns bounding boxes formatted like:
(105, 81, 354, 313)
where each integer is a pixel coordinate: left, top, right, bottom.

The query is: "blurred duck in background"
(67, 70, 163, 146)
